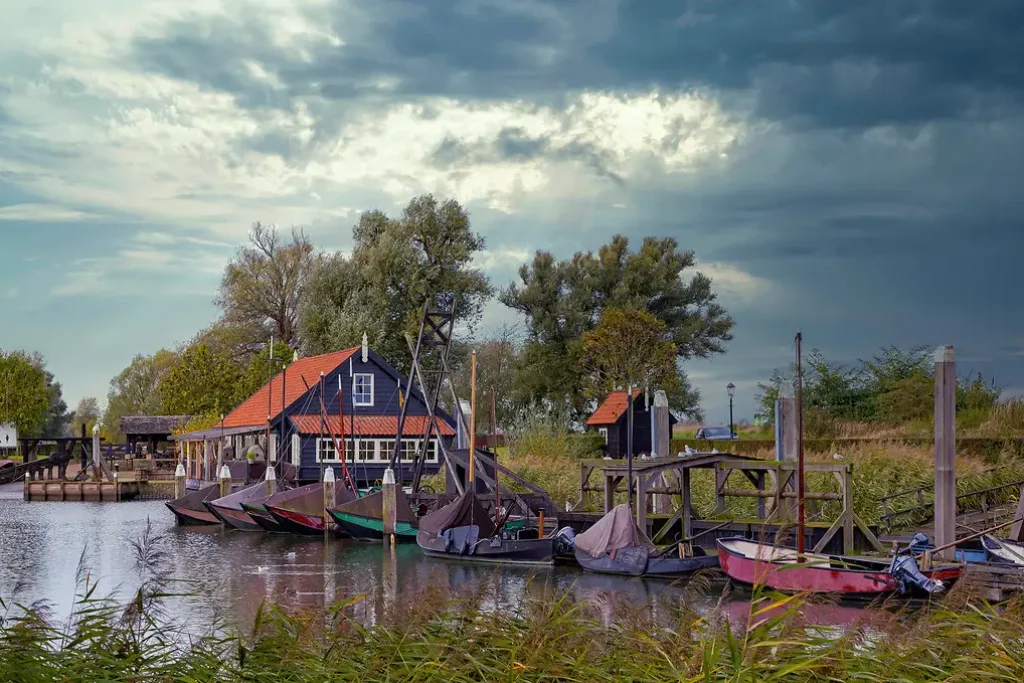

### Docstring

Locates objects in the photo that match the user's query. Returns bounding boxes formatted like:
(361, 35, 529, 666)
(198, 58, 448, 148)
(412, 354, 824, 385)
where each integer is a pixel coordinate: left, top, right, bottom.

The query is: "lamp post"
(726, 382, 736, 438)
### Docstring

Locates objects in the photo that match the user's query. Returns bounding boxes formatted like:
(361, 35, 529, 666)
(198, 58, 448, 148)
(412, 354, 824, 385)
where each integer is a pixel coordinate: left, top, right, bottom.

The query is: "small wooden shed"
(585, 389, 677, 459)
(120, 416, 192, 457)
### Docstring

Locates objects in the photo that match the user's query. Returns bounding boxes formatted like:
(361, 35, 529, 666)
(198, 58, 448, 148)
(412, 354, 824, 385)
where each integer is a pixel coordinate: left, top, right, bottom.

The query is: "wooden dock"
(21, 471, 175, 502)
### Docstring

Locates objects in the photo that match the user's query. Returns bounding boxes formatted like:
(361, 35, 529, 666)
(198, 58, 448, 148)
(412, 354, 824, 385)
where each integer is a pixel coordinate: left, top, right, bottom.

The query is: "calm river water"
(0, 498, 866, 631)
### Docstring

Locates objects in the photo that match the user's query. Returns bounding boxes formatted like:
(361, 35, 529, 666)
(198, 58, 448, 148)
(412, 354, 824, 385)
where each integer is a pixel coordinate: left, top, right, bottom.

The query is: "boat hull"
(328, 510, 417, 542)
(241, 503, 283, 532)
(417, 528, 554, 566)
(266, 504, 328, 535)
(206, 503, 263, 531)
(166, 502, 220, 526)
(982, 535, 1024, 565)
(575, 547, 719, 577)
(717, 537, 961, 597)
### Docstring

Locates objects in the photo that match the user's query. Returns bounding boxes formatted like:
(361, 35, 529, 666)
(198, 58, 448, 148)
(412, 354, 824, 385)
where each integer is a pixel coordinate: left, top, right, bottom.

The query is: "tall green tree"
(580, 308, 680, 396)
(103, 349, 181, 440)
(500, 235, 732, 416)
(159, 344, 242, 417)
(450, 323, 525, 433)
(70, 397, 101, 436)
(299, 194, 493, 374)
(215, 223, 319, 355)
(0, 350, 50, 437)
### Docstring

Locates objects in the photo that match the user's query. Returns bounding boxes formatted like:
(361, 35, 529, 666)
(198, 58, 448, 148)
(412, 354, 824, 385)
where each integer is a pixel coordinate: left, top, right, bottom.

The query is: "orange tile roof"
(289, 414, 455, 437)
(221, 347, 361, 428)
(585, 388, 643, 426)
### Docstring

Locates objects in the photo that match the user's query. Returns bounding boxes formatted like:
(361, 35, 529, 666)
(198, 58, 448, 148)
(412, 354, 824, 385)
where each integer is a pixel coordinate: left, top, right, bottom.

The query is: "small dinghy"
(328, 487, 421, 542)
(166, 484, 223, 525)
(204, 482, 270, 531)
(717, 536, 960, 597)
(574, 504, 719, 577)
(416, 493, 556, 565)
(982, 535, 1024, 565)
(265, 482, 353, 535)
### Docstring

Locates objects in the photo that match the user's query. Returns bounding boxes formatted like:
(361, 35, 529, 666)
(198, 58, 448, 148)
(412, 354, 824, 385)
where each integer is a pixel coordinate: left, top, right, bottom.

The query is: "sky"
(1, 1, 1022, 427)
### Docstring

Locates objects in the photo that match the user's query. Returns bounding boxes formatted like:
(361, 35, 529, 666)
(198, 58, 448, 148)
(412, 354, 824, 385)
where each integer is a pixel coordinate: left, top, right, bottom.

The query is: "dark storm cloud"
(128, 1, 1024, 132)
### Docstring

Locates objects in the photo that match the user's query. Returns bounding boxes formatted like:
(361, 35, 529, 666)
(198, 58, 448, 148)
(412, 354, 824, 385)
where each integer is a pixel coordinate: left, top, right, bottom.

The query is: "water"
(0, 499, 868, 631)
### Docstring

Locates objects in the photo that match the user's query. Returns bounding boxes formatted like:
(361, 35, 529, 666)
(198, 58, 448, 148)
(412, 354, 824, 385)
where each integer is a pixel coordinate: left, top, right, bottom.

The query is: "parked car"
(694, 426, 737, 440)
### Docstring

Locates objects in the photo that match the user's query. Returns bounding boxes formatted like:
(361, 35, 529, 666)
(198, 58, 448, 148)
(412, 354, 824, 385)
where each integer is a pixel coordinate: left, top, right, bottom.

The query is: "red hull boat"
(263, 482, 353, 535)
(717, 537, 962, 597)
(205, 482, 269, 532)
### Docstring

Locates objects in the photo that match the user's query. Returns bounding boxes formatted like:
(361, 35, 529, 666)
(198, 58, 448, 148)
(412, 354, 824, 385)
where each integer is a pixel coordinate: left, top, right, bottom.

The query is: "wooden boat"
(265, 482, 353, 535)
(716, 537, 961, 597)
(416, 492, 555, 565)
(166, 484, 223, 525)
(240, 496, 282, 532)
(328, 487, 422, 542)
(982, 535, 1024, 565)
(574, 504, 719, 577)
(204, 483, 270, 531)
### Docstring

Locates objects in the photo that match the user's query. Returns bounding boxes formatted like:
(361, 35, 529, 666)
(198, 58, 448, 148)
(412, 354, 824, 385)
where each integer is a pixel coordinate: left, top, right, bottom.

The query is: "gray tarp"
(574, 504, 655, 558)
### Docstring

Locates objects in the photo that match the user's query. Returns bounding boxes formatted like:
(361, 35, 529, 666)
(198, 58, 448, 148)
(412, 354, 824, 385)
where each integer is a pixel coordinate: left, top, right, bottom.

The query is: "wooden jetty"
(23, 476, 141, 502)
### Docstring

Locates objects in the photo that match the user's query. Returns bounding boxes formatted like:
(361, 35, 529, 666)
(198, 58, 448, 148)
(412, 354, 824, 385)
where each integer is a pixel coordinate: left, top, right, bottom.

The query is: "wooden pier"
(23, 477, 141, 502)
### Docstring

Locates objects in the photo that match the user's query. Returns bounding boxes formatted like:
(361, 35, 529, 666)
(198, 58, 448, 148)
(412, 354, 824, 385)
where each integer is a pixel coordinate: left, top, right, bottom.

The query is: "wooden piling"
(934, 346, 957, 560)
(174, 463, 186, 499)
(323, 466, 336, 538)
(775, 393, 798, 520)
(265, 463, 276, 497)
(382, 467, 397, 543)
(91, 425, 102, 481)
(218, 465, 231, 499)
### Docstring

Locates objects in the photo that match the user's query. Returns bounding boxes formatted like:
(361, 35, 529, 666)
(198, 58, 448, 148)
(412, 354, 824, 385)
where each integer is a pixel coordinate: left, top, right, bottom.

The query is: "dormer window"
(353, 373, 374, 406)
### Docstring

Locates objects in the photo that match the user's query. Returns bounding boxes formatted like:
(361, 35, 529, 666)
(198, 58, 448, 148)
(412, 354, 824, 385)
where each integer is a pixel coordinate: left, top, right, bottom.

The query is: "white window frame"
(291, 433, 301, 466)
(598, 427, 608, 444)
(353, 373, 375, 407)
(310, 437, 439, 464)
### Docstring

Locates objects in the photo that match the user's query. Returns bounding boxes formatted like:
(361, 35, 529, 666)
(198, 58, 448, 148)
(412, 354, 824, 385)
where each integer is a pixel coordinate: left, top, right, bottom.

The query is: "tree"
(103, 349, 181, 440)
(299, 194, 493, 374)
(215, 223, 319, 354)
(450, 323, 526, 433)
(0, 350, 50, 437)
(500, 235, 732, 416)
(580, 308, 679, 395)
(21, 352, 72, 436)
(159, 343, 242, 417)
(70, 397, 101, 436)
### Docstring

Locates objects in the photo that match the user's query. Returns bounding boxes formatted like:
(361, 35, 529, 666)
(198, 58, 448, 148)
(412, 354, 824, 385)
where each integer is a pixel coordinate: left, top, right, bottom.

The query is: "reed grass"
(2, 524, 1023, 682)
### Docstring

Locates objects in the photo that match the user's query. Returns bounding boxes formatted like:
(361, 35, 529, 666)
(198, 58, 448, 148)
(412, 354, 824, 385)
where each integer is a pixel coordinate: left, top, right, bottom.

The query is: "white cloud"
(3, 287, 19, 299)
(693, 261, 772, 306)
(0, 203, 96, 222)
(473, 247, 532, 272)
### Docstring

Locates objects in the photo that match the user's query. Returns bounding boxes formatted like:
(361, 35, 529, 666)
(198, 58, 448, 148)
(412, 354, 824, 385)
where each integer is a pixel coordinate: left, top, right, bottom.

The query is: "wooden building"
(585, 389, 677, 459)
(120, 416, 192, 456)
(175, 339, 455, 484)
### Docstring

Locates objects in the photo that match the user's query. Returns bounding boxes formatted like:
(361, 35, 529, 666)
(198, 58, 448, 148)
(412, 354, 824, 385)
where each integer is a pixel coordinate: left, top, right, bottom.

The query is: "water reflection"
(0, 499, 868, 632)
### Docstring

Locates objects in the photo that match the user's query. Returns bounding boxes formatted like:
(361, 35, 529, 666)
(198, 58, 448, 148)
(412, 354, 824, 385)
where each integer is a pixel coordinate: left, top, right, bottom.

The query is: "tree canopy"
(299, 194, 493, 374)
(102, 349, 181, 441)
(580, 308, 681, 399)
(70, 397, 101, 437)
(0, 350, 50, 438)
(499, 235, 730, 418)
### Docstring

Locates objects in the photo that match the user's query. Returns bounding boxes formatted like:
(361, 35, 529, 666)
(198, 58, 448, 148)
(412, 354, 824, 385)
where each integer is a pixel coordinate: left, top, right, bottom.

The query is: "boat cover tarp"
(419, 493, 496, 538)
(574, 504, 655, 558)
(210, 482, 267, 511)
(170, 484, 221, 511)
(270, 482, 352, 515)
(334, 488, 417, 523)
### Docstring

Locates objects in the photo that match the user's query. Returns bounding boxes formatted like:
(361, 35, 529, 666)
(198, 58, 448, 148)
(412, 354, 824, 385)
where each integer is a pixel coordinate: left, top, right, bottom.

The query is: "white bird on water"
(256, 566, 268, 574)
(285, 552, 296, 561)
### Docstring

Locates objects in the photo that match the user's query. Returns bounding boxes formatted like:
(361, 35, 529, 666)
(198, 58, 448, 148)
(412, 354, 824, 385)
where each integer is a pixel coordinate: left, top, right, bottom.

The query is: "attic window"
(353, 373, 374, 406)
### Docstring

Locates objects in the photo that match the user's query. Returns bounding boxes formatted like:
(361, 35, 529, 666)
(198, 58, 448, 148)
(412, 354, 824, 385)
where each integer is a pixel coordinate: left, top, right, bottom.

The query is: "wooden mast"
(796, 332, 806, 555)
(491, 387, 499, 525)
(468, 351, 477, 484)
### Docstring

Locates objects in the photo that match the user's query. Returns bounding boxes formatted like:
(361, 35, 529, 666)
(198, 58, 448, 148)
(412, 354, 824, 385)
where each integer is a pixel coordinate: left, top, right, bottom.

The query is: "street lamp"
(726, 382, 736, 438)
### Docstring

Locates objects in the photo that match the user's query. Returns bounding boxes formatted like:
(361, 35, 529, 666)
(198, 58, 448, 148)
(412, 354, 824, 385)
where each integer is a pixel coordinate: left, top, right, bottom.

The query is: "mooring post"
(265, 463, 276, 497)
(92, 425, 102, 481)
(204, 439, 212, 482)
(323, 466, 336, 538)
(218, 464, 231, 499)
(934, 345, 957, 560)
(174, 462, 186, 499)
(1012, 482, 1024, 542)
(382, 467, 397, 544)
(775, 389, 798, 521)
(652, 390, 672, 513)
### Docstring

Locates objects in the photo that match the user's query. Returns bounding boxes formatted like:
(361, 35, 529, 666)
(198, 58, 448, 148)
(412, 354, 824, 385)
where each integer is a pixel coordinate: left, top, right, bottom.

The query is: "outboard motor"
(552, 526, 576, 555)
(889, 533, 946, 596)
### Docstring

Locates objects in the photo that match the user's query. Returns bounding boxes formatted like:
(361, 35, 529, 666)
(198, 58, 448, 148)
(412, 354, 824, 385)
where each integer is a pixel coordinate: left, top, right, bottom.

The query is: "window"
(317, 438, 336, 463)
(291, 433, 301, 466)
(401, 439, 418, 462)
(427, 439, 439, 462)
(353, 373, 374, 406)
(357, 439, 376, 461)
(598, 428, 608, 444)
(379, 439, 397, 463)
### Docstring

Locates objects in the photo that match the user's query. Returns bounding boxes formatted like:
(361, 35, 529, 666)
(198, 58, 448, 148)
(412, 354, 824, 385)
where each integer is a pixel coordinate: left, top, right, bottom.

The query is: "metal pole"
(795, 332, 805, 555)
(729, 395, 734, 438)
(627, 384, 634, 510)
(934, 345, 957, 560)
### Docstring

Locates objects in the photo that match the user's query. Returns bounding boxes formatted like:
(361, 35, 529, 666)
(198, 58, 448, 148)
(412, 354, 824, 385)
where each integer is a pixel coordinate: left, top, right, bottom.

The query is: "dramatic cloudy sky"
(1, 1, 1022, 425)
